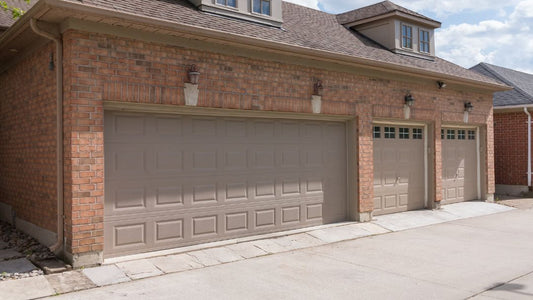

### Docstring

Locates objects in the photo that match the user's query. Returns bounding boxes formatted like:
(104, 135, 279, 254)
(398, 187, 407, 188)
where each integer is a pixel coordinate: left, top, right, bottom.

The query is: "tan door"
(104, 111, 347, 257)
(441, 128, 478, 204)
(373, 125, 425, 215)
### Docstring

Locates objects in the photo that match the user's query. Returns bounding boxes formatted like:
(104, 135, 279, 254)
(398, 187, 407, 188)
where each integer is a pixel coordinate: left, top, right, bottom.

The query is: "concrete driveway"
(46, 205, 533, 300)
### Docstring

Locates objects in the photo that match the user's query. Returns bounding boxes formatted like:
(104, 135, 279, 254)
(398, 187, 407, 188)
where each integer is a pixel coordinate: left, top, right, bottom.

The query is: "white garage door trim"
(441, 124, 481, 200)
(374, 120, 428, 207)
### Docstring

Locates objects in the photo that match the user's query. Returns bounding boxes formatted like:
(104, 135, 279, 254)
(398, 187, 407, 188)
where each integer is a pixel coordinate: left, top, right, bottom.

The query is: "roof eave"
(0, 0, 506, 91)
(342, 11, 441, 28)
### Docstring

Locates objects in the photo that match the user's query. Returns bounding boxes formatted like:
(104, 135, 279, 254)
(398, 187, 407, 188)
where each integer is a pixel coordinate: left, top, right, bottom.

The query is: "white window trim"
(401, 23, 414, 50)
(418, 27, 431, 54)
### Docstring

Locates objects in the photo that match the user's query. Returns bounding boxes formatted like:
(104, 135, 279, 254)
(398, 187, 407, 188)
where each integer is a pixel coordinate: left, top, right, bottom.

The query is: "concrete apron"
(0, 201, 515, 299)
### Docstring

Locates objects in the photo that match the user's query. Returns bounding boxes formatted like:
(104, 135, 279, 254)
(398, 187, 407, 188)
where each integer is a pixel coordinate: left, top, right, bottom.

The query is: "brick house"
(470, 63, 533, 195)
(0, 0, 506, 266)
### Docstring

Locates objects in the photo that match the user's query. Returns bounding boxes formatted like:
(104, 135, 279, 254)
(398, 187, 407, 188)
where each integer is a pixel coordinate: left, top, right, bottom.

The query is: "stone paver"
(0, 249, 23, 260)
(0, 275, 54, 300)
(187, 249, 223, 266)
(82, 264, 131, 286)
(270, 233, 324, 250)
(149, 254, 203, 273)
(250, 238, 287, 254)
(47, 270, 96, 294)
(201, 247, 244, 263)
(116, 259, 163, 280)
(224, 242, 268, 259)
(308, 224, 374, 243)
(0, 258, 38, 273)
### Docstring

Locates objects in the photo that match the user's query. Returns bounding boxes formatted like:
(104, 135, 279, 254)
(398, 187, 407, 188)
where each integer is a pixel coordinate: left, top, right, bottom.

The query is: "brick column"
(356, 104, 373, 221)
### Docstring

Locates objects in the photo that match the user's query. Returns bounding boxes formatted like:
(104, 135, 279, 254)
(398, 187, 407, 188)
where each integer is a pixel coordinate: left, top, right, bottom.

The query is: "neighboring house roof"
(336, 0, 439, 26)
(470, 63, 533, 107)
(0, 0, 506, 89)
(0, 0, 35, 31)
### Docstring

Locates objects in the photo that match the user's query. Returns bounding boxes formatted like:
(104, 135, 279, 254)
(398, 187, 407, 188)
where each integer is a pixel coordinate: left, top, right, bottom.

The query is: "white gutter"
(494, 104, 533, 110)
(29, 19, 64, 254)
(524, 107, 532, 188)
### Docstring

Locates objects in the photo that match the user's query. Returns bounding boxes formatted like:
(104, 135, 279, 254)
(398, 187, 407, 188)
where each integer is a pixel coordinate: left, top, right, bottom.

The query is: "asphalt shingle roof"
(0, 0, 503, 86)
(336, 0, 439, 26)
(470, 63, 533, 107)
(0, 0, 34, 30)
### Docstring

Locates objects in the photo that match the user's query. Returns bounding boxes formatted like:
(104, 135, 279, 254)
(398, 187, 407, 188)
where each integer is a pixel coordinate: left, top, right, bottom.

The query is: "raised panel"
(282, 179, 300, 195)
(156, 150, 183, 171)
(114, 189, 145, 209)
(155, 186, 182, 205)
(114, 115, 144, 135)
(306, 178, 323, 192)
(156, 220, 183, 241)
(192, 119, 216, 136)
(256, 209, 275, 227)
(374, 196, 382, 209)
(193, 216, 217, 236)
(193, 152, 217, 170)
(254, 121, 274, 137)
(281, 150, 299, 167)
(225, 213, 248, 231)
(306, 204, 322, 220)
(225, 151, 247, 169)
(305, 150, 322, 168)
(193, 185, 217, 202)
(114, 151, 144, 172)
(281, 122, 299, 137)
(226, 183, 247, 200)
(226, 120, 247, 137)
(384, 195, 396, 208)
(399, 194, 408, 206)
(155, 117, 182, 136)
(254, 151, 275, 168)
(115, 223, 145, 246)
(282, 206, 300, 223)
(255, 181, 275, 197)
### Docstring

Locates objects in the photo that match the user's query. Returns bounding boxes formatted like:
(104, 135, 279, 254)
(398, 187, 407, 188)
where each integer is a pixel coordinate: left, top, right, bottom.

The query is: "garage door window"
(373, 126, 381, 139)
(446, 129, 455, 140)
(457, 130, 466, 140)
(399, 128, 409, 139)
(441, 129, 444, 139)
(412, 128, 423, 139)
(468, 130, 476, 140)
(385, 127, 395, 138)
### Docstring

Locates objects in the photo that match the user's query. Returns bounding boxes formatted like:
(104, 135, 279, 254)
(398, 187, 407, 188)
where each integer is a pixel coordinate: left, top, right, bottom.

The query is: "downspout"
(29, 19, 64, 254)
(524, 107, 531, 189)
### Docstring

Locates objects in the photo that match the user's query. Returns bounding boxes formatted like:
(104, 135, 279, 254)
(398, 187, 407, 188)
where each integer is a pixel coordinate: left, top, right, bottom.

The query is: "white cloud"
(436, 0, 533, 72)
(285, 0, 319, 10)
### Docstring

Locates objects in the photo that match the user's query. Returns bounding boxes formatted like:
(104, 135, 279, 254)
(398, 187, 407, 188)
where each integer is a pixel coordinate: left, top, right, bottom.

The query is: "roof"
(0, 0, 506, 89)
(336, 0, 440, 26)
(0, 0, 35, 31)
(470, 63, 533, 107)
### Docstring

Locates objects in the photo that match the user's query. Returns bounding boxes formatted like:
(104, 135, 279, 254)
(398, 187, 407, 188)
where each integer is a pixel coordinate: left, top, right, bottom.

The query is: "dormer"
(337, 1, 441, 60)
(189, 0, 282, 27)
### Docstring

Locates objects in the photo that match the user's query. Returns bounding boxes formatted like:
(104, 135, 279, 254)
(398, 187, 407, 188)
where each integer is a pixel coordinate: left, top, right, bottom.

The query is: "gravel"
(0, 221, 56, 280)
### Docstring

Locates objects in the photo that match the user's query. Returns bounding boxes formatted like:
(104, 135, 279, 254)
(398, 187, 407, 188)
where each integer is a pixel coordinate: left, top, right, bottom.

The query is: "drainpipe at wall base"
(524, 107, 532, 190)
(29, 19, 64, 255)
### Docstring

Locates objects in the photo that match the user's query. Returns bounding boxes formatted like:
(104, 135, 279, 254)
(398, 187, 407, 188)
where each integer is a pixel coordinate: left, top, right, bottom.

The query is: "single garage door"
(104, 111, 347, 257)
(373, 124, 425, 215)
(441, 128, 478, 204)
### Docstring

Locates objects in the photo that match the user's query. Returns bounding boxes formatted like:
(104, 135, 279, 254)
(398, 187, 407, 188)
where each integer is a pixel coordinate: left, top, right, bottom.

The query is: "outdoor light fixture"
(404, 93, 414, 106)
(313, 80, 324, 96)
(49, 53, 54, 71)
(437, 81, 446, 89)
(187, 64, 200, 84)
(464, 101, 473, 112)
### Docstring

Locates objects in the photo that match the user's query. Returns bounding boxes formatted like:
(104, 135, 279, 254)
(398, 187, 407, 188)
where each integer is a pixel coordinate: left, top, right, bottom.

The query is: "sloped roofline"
(475, 62, 533, 103)
(0, 0, 508, 91)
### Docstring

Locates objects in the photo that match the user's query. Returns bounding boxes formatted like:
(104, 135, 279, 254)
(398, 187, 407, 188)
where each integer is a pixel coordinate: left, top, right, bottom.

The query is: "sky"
(285, 0, 533, 74)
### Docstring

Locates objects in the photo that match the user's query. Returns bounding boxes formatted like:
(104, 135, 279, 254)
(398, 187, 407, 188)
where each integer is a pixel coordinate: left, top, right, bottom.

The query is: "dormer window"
(419, 29, 430, 53)
(253, 0, 271, 15)
(401, 24, 413, 49)
(216, 0, 236, 7)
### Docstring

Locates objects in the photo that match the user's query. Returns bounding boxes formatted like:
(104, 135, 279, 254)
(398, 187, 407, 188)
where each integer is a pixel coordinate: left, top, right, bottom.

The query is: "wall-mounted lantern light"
(464, 101, 473, 112)
(437, 81, 446, 89)
(187, 64, 200, 85)
(404, 93, 414, 107)
(313, 80, 324, 96)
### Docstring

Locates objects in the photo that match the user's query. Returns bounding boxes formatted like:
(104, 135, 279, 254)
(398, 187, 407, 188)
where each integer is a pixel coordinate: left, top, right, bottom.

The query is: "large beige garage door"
(441, 128, 478, 204)
(104, 111, 347, 257)
(373, 124, 425, 215)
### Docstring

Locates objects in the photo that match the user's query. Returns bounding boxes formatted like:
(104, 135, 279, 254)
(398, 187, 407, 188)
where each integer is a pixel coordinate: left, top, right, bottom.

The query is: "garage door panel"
(105, 112, 346, 257)
(442, 129, 477, 204)
(373, 125, 425, 215)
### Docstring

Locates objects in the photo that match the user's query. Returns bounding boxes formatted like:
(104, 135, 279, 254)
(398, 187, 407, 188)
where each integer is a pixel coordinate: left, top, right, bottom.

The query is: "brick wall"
(494, 112, 528, 186)
(17, 29, 495, 259)
(0, 42, 58, 232)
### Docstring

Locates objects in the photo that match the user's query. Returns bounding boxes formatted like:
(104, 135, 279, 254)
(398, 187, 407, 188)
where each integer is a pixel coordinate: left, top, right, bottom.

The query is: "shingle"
(0, 0, 35, 30)
(470, 63, 533, 107)
(1, 0, 503, 86)
(336, 0, 439, 26)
